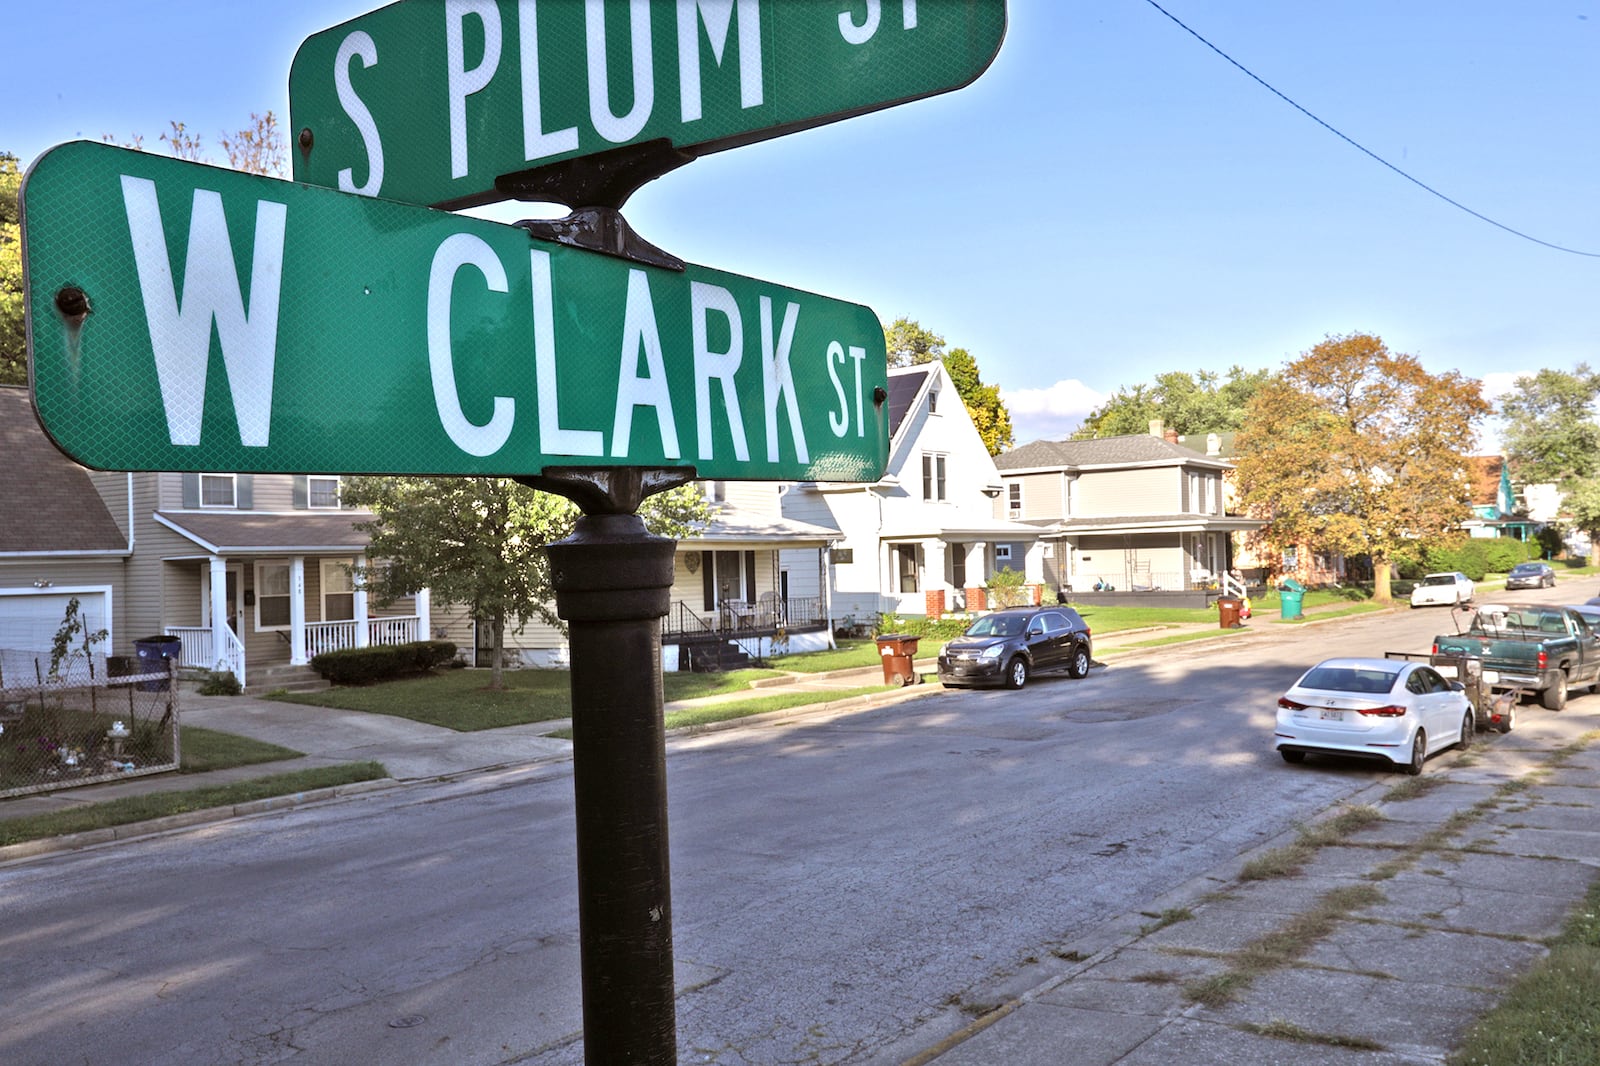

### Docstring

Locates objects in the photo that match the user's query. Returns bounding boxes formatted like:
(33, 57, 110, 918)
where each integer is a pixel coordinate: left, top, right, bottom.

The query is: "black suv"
(936, 605, 1093, 690)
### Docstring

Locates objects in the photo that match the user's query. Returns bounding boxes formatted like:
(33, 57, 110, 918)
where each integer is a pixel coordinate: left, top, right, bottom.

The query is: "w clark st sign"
(21, 141, 889, 481)
(290, 0, 1007, 208)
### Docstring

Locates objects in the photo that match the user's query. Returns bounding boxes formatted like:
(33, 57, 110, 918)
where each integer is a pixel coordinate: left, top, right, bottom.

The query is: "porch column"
(289, 555, 308, 665)
(1024, 540, 1046, 585)
(354, 554, 370, 648)
(208, 554, 228, 664)
(416, 587, 432, 640)
(922, 539, 946, 616)
(964, 542, 987, 608)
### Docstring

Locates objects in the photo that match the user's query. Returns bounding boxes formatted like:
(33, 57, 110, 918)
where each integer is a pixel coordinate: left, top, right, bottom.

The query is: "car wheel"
(1457, 709, 1474, 751)
(1402, 730, 1426, 775)
(1542, 673, 1568, 711)
(1004, 657, 1028, 690)
(1280, 749, 1306, 764)
(1498, 700, 1516, 733)
(1066, 644, 1091, 679)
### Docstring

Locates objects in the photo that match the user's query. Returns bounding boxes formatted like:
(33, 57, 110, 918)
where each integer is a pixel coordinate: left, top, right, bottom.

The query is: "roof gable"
(996, 433, 1227, 473)
(0, 387, 127, 553)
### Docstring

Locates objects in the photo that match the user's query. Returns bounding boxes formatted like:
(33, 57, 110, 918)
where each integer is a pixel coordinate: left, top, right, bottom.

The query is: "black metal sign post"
(523, 468, 692, 1065)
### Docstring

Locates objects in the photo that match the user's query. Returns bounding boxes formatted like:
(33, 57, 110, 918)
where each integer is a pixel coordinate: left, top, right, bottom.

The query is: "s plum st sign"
(290, 0, 1007, 208)
(20, 141, 889, 481)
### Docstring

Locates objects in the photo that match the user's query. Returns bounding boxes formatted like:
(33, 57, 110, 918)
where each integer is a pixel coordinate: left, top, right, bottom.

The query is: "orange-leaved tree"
(1234, 332, 1490, 602)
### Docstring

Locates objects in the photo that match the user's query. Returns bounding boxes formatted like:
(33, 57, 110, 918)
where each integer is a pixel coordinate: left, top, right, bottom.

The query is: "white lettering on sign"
(120, 176, 286, 449)
(612, 269, 681, 459)
(677, 0, 763, 122)
(586, 0, 654, 143)
(447, 0, 504, 180)
(334, 31, 384, 195)
(519, 0, 580, 162)
(691, 281, 749, 462)
(838, 0, 918, 44)
(529, 249, 605, 456)
(760, 296, 807, 463)
(825, 341, 868, 439)
(427, 233, 515, 456)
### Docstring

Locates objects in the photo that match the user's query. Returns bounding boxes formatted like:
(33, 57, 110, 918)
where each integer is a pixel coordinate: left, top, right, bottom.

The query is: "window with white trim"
(256, 561, 291, 630)
(199, 473, 236, 508)
(321, 559, 355, 622)
(922, 453, 947, 501)
(308, 476, 342, 509)
(1007, 483, 1022, 519)
(995, 544, 1012, 562)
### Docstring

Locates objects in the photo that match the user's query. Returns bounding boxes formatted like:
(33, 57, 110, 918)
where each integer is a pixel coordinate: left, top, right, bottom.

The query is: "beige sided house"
(0, 386, 428, 692)
(994, 423, 1264, 605)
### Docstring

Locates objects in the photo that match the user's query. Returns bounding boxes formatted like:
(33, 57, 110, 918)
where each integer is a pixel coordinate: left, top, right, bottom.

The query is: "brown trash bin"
(875, 634, 921, 686)
(1217, 597, 1243, 629)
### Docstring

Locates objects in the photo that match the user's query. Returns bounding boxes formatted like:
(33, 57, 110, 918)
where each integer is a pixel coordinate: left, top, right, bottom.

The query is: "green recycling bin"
(1279, 578, 1305, 621)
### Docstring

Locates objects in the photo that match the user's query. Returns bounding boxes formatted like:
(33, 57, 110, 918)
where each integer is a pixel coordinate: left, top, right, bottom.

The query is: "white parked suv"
(1409, 571, 1475, 608)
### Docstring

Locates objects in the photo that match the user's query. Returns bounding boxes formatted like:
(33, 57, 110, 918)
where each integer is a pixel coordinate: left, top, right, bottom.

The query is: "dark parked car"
(1505, 562, 1556, 590)
(936, 605, 1092, 689)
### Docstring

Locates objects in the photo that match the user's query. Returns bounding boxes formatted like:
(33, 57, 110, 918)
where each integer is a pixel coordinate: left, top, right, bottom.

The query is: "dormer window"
(199, 473, 236, 508)
(928, 389, 939, 414)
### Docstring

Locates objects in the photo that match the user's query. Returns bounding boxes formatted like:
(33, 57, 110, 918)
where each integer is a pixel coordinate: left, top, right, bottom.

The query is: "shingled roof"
(995, 433, 1228, 472)
(0, 386, 127, 553)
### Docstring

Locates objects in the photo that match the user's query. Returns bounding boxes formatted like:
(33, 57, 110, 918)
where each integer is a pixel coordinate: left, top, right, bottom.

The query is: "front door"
(201, 565, 245, 635)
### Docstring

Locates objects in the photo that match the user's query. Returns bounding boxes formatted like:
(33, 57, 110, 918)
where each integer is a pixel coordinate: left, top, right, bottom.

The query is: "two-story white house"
(994, 423, 1264, 601)
(781, 362, 1044, 623)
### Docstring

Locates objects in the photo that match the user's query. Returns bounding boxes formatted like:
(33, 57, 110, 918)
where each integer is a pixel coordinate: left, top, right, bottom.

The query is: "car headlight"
(980, 645, 1004, 660)
(937, 643, 948, 658)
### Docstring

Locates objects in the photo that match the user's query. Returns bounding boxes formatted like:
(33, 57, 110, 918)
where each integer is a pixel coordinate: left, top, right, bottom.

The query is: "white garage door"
(0, 589, 111, 689)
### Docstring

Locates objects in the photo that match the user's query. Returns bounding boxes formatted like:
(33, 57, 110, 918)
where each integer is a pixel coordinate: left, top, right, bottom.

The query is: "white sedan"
(1274, 658, 1474, 775)
(1410, 571, 1475, 608)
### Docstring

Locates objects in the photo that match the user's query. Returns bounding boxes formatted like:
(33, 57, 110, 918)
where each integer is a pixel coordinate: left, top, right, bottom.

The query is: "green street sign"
(290, 0, 1006, 208)
(21, 141, 889, 481)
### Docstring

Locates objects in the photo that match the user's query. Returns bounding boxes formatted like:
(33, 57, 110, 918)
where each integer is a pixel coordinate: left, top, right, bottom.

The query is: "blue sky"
(8, 1, 1596, 449)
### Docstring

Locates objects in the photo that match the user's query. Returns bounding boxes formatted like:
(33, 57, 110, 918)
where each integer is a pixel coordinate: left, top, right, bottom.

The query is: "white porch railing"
(306, 616, 422, 658)
(165, 624, 246, 686)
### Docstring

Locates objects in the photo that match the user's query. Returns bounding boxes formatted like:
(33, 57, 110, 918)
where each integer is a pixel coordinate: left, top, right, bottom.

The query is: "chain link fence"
(0, 649, 181, 800)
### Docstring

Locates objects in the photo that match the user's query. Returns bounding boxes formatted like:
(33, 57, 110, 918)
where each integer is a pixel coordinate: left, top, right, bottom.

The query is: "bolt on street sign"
(21, 141, 889, 481)
(290, 0, 1007, 208)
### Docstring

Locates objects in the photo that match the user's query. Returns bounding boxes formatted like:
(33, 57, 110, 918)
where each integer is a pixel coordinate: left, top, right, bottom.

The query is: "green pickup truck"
(1433, 603, 1600, 711)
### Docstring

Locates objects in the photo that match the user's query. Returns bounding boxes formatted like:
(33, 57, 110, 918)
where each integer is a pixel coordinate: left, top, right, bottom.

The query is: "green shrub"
(1480, 537, 1533, 574)
(311, 641, 458, 685)
(197, 670, 242, 696)
(987, 566, 1029, 607)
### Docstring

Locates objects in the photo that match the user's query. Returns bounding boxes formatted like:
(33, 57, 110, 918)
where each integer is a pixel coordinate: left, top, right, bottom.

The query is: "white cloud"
(1478, 371, 1525, 404)
(1002, 379, 1106, 418)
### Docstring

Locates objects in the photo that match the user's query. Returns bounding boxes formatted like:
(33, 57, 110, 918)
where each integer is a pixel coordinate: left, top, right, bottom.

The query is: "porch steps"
(685, 641, 753, 672)
(243, 664, 329, 697)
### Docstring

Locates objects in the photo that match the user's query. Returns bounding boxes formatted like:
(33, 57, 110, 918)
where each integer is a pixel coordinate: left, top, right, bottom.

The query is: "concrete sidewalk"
(905, 699, 1600, 1066)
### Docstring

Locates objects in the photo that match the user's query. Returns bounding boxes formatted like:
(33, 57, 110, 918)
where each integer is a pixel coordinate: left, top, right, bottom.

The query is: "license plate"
(1319, 709, 1343, 721)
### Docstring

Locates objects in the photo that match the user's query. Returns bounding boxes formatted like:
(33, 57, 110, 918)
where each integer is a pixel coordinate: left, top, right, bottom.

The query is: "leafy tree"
(344, 477, 708, 689)
(883, 316, 945, 368)
(1074, 367, 1272, 439)
(883, 317, 1014, 455)
(1498, 365, 1600, 488)
(1563, 480, 1600, 555)
(1234, 332, 1490, 601)
(943, 346, 1013, 455)
(1, 152, 22, 386)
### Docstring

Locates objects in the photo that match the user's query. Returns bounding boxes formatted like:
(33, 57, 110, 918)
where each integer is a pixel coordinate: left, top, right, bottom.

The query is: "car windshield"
(965, 614, 1026, 638)
(1510, 565, 1540, 575)
(1422, 575, 1456, 587)
(1297, 665, 1399, 695)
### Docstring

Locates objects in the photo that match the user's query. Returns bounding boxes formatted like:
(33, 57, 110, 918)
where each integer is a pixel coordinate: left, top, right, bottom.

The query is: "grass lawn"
(180, 725, 301, 773)
(768, 639, 882, 672)
(0, 762, 388, 848)
(268, 665, 788, 730)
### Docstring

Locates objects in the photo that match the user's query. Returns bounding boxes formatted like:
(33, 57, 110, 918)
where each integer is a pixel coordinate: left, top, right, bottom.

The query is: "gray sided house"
(994, 427, 1264, 605)
(0, 386, 427, 691)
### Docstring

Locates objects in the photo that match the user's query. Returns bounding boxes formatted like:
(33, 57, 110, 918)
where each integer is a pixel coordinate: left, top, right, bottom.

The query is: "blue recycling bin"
(1278, 578, 1305, 621)
(134, 635, 182, 691)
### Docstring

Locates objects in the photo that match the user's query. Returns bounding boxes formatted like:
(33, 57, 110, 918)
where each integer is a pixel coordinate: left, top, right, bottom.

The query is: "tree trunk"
(1372, 557, 1393, 603)
(490, 610, 506, 690)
